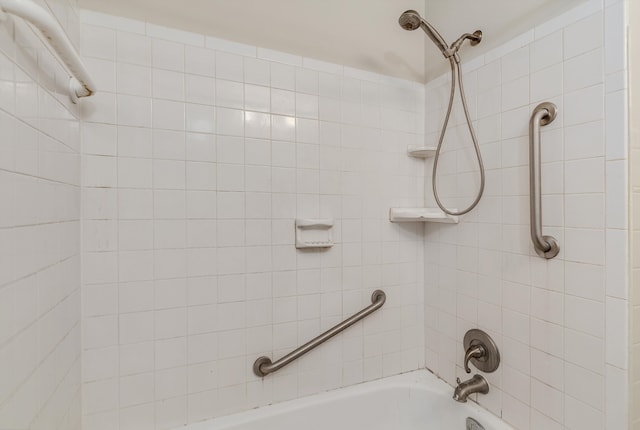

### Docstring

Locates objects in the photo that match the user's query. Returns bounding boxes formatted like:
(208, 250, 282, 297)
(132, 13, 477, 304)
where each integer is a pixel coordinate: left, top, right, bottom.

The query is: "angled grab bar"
(253, 290, 386, 377)
(529, 102, 559, 259)
(0, 0, 96, 103)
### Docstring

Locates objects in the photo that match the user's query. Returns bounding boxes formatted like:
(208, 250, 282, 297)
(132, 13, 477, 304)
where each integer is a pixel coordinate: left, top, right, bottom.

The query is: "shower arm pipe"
(450, 31, 483, 55)
(0, 0, 96, 103)
(529, 102, 560, 259)
(253, 290, 386, 377)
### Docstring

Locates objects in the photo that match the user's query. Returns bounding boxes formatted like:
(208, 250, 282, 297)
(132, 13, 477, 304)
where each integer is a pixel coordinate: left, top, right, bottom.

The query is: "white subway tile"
(564, 121, 605, 160)
(605, 296, 628, 368)
(186, 46, 216, 77)
(501, 106, 529, 139)
(152, 99, 185, 131)
(502, 392, 531, 430)
(565, 362, 605, 409)
(502, 46, 530, 83)
(604, 2, 626, 74)
(606, 364, 629, 429)
(605, 90, 628, 160)
(186, 104, 215, 133)
(206, 37, 256, 58)
(502, 76, 530, 111)
(244, 57, 270, 86)
(563, 84, 604, 126)
(257, 48, 302, 67)
(153, 69, 184, 101)
(565, 262, 604, 301)
(245, 111, 271, 139)
(531, 378, 564, 423)
(117, 94, 152, 128)
(564, 48, 603, 93)
(531, 318, 564, 358)
(606, 160, 628, 229)
(216, 52, 245, 82)
(565, 157, 605, 194)
(531, 63, 563, 102)
(81, 91, 117, 124)
(152, 39, 185, 72)
(146, 23, 204, 47)
(81, 24, 116, 61)
(83, 315, 118, 349)
(270, 62, 296, 91)
(216, 79, 244, 109)
(83, 379, 118, 414)
(485, 30, 534, 65)
(119, 373, 154, 407)
(564, 394, 605, 430)
(117, 157, 151, 189)
(85, 57, 116, 94)
(296, 68, 319, 95)
(117, 63, 151, 97)
(531, 31, 563, 72)
(83, 155, 116, 188)
(244, 84, 271, 113)
(117, 32, 151, 66)
(606, 229, 628, 299)
(564, 12, 604, 60)
(118, 189, 153, 219)
(565, 295, 605, 338)
(81, 10, 145, 34)
(565, 194, 605, 229)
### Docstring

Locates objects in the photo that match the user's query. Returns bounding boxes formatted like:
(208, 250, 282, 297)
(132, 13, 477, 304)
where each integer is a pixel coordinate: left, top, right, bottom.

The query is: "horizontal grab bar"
(529, 102, 559, 259)
(253, 290, 386, 377)
(0, 0, 96, 103)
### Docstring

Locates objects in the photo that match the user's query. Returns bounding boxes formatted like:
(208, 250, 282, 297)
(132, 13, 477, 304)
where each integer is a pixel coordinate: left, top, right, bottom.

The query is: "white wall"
(0, 0, 82, 429)
(79, 11, 426, 429)
(422, 1, 629, 429)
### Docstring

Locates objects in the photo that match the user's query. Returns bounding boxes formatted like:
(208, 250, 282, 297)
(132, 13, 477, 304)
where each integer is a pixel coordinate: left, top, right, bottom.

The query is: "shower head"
(398, 10, 449, 57)
(398, 9, 421, 31)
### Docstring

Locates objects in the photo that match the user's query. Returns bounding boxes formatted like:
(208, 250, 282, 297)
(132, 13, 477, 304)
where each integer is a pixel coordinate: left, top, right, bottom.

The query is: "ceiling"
(78, 0, 588, 83)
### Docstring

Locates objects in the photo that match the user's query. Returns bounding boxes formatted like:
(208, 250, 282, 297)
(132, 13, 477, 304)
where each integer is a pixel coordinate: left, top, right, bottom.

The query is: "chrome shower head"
(398, 9, 421, 31)
(398, 10, 449, 57)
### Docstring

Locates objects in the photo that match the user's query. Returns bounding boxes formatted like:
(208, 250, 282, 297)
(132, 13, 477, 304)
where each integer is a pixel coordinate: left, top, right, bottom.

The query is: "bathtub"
(182, 370, 513, 430)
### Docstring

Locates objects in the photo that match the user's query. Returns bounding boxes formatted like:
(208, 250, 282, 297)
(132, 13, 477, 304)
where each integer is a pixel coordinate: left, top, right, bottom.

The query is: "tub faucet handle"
(463, 344, 486, 373)
(462, 329, 500, 374)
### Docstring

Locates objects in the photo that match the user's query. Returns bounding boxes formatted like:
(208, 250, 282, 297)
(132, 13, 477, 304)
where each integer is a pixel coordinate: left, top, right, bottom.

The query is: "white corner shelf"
(389, 208, 459, 224)
(407, 145, 437, 158)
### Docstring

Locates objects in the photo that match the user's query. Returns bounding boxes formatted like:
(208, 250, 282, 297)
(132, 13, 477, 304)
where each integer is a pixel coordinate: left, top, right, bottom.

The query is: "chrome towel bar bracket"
(529, 102, 560, 259)
(253, 290, 386, 377)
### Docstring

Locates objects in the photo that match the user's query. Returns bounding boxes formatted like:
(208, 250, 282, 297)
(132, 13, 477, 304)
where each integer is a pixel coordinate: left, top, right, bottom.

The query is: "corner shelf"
(389, 207, 459, 224)
(407, 145, 437, 158)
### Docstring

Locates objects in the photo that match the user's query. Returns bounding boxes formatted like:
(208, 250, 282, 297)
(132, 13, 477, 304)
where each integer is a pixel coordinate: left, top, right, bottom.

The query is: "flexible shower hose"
(431, 57, 485, 216)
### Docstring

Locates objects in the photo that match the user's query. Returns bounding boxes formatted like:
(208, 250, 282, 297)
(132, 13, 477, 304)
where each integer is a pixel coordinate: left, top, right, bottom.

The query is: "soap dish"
(295, 219, 334, 249)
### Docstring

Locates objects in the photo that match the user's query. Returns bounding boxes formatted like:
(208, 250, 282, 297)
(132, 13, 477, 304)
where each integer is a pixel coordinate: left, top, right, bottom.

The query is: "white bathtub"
(182, 370, 513, 430)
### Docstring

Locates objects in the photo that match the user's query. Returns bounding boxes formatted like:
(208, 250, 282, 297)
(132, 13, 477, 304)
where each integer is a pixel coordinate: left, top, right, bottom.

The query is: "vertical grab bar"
(529, 102, 560, 259)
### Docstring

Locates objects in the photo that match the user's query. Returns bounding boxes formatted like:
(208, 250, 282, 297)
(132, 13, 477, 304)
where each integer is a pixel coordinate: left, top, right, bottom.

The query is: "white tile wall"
(0, 0, 82, 429)
(423, 1, 629, 429)
(79, 10, 425, 429)
(628, 0, 640, 428)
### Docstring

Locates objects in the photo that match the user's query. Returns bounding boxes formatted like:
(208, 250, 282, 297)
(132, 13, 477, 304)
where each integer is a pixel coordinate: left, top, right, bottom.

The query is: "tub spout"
(453, 374, 489, 402)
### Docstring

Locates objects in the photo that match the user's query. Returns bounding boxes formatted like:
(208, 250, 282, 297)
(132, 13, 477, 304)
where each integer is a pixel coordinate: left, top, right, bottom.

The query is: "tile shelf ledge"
(407, 145, 437, 158)
(389, 207, 459, 224)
